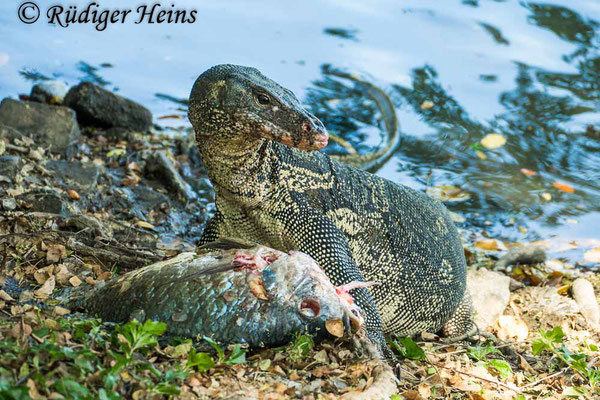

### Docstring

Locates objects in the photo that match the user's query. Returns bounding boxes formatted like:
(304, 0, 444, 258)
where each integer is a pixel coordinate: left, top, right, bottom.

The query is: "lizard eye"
(256, 93, 271, 105)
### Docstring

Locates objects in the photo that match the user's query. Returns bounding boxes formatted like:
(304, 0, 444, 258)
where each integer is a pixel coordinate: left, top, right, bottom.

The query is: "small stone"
(0, 155, 21, 181)
(2, 197, 17, 210)
(45, 160, 100, 193)
(467, 268, 510, 330)
(30, 80, 68, 104)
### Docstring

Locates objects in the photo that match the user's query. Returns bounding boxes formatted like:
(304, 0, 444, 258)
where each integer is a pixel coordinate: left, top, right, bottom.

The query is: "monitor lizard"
(188, 64, 474, 355)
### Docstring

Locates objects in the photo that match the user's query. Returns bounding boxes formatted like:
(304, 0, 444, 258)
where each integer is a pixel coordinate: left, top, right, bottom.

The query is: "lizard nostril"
(302, 122, 313, 133)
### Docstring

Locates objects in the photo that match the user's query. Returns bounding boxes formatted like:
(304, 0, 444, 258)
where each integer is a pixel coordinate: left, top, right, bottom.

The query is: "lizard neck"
(197, 134, 276, 207)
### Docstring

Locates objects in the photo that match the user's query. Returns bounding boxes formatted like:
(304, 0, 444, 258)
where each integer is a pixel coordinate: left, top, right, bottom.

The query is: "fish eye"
(256, 93, 271, 105)
(299, 298, 321, 318)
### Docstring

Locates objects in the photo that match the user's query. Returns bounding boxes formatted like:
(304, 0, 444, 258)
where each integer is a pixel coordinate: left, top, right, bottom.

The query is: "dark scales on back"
(188, 64, 473, 355)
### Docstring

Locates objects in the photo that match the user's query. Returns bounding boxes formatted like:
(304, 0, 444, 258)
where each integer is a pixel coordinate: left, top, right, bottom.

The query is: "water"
(1, 0, 599, 262)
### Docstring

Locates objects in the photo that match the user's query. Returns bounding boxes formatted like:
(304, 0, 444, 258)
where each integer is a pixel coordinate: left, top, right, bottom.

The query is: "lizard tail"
(323, 64, 401, 173)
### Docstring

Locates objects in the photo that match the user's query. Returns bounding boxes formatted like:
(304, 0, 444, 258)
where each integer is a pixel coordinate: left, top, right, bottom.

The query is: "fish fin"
(198, 237, 259, 251)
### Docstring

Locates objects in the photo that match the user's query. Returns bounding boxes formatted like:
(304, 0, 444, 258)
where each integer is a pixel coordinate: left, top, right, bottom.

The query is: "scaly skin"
(188, 65, 473, 354)
(65, 244, 362, 347)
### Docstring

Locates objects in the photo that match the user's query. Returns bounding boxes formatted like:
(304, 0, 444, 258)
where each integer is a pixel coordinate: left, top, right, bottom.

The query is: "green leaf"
(531, 339, 547, 356)
(141, 319, 167, 336)
(562, 386, 588, 397)
(389, 337, 425, 360)
(390, 395, 403, 400)
(541, 326, 565, 343)
(153, 383, 180, 395)
(203, 336, 225, 360)
(467, 344, 500, 361)
(485, 359, 513, 380)
(187, 349, 215, 372)
(224, 344, 247, 365)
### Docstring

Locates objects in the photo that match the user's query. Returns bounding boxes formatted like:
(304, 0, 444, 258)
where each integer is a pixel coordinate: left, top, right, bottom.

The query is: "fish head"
(263, 251, 363, 341)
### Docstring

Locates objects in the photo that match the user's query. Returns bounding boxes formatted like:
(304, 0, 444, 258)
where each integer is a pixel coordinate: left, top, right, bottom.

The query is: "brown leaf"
(67, 189, 80, 200)
(553, 182, 575, 193)
(417, 383, 432, 398)
(69, 276, 82, 287)
(402, 390, 423, 400)
(249, 277, 268, 300)
(0, 289, 15, 302)
(34, 275, 55, 299)
(122, 174, 141, 186)
(520, 168, 537, 176)
(474, 239, 499, 251)
(46, 244, 67, 263)
(53, 306, 71, 316)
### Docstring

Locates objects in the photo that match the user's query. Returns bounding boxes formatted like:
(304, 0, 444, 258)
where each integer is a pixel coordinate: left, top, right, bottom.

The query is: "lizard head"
(188, 64, 329, 150)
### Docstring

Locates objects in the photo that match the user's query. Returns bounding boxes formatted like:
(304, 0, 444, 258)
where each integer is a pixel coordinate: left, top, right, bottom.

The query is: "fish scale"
(65, 245, 363, 347)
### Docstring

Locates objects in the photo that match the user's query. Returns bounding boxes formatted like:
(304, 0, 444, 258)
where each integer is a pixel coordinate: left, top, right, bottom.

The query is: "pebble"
(30, 80, 68, 104)
(2, 197, 17, 211)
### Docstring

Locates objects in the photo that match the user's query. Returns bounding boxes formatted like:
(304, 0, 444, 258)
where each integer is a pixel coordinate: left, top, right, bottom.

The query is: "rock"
(0, 98, 81, 155)
(466, 268, 510, 330)
(571, 278, 600, 329)
(0, 156, 21, 181)
(19, 190, 67, 214)
(519, 286, 580, 329)
(496, 245, 546, 270)
(64, 82, 152, 132)
(111, 185, 170, 220)
(30, 80, 68, 104)
(145, 151, 198, 201)
(45, 160, 100, 193)
(0, 122, 24, 141)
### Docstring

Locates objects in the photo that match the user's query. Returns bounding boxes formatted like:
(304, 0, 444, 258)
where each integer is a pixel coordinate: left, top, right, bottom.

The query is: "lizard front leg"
(274, 206, 389, 357)
(198, 209, 225, 246)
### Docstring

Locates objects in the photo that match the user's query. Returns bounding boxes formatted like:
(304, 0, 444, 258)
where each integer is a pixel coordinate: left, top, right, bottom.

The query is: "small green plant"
(467, 344, 513, 379)
(532, 326, 599, 390)
(286, 334, 315, 361)
(389, 337, 426, 360)
(203, 336, 247, 365)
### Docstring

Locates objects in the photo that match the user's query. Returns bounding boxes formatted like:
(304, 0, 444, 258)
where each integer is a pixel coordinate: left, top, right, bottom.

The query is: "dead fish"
(64, 242, 365, 347)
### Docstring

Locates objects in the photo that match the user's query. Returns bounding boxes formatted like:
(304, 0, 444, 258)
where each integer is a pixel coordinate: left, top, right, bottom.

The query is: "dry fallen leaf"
(34, 275, 55, 299)
(69, 276, 82, 287)
(420, 100, 434, 110)
(583, 248, 600, 264)
(46, 244, 67, 263)
(53, 306, 71, 316)
(475, 150, 487, 160)
(541, 192, 552, 201)
(426, 185, 471, 203)
(496, 314, 529, 341)
(0, 289, 15, 302)
(474, 239, 500, 251)
(67, 189, 80, 200)
(134, 220, 155, 230)
(402, 390, 423, 400)
(481, 133, 506, 150)
(553, 182, 575, 193)
(520, 168, 537, 176)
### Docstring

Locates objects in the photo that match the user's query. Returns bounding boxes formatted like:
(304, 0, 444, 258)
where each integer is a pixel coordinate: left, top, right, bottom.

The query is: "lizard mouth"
(242, 112, 329, 151)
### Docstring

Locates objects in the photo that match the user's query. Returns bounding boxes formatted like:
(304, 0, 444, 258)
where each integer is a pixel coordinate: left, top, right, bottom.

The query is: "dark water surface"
(1, 0, 599, 261)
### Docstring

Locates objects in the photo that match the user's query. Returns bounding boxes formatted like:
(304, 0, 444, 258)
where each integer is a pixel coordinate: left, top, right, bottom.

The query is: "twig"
(6, 143, 28, 154)
(430, 361, 522, 393)
(520, 369, 566, 389)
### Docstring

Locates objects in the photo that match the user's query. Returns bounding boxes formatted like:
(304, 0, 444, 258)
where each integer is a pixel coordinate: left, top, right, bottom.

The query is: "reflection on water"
(1, 0, 599, 259)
